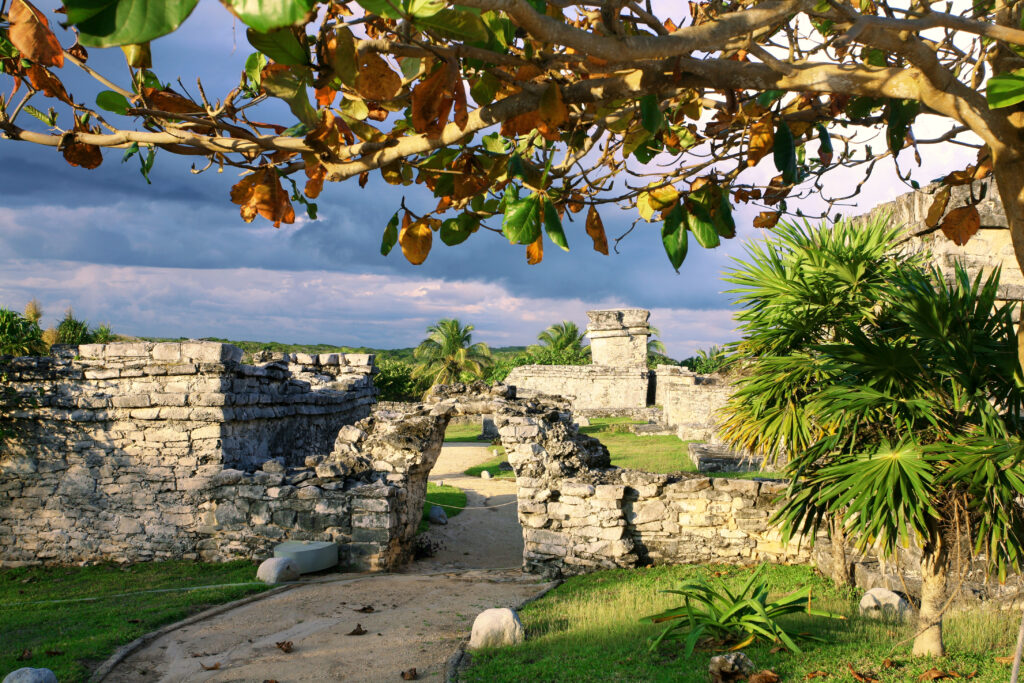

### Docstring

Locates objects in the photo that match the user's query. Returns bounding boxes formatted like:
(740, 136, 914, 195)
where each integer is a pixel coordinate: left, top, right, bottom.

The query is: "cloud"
(0, 260, 735, 357)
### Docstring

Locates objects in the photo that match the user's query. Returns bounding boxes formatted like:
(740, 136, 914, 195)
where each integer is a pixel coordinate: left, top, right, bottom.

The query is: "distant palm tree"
(647, 325, 667, 355)
(413, 318, 493, 388)
(532, 321, 587, 353)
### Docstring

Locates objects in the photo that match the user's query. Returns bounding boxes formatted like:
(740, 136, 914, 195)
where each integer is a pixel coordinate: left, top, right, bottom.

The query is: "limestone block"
(77, 344, 105, 359)
(295, 353, 316, 365)
(469, 608, 525, 649)
(595, 484, 625, 500)
(712, 478, 761, 496)
(628, 500, 667, 525)
(859, 587, 911, 621)
(2, 669, 58, 683)
(181, 342, 243, 364)
(152, 343, 182, 362)
(561, 482, 595, 497)
(257, 557, 301, 584)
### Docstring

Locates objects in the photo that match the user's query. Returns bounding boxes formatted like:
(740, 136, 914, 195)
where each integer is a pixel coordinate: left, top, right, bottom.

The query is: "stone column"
(586, 309, 650, 367)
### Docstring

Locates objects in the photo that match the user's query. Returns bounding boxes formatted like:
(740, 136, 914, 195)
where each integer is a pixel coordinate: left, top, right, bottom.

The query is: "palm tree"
(532, 321, 587, 353)
(646, 325, 667, 356)
(412, 318, 492, 389)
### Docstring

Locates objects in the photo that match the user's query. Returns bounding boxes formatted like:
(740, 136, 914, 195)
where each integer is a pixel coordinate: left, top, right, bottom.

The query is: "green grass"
(463, 563, 1017, 682)
(445, 422, 490, 443)
(465, 452, 515, 479)
(0, 560, 269, 682)
(419, 482, 468, 533)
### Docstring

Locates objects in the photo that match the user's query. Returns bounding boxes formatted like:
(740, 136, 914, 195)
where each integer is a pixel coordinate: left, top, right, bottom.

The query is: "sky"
(0, 2, 978, 358)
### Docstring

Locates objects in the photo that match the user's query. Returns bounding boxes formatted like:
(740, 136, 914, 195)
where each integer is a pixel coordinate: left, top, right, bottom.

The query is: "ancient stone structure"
(586, 309, 651, 366)
(0, 342, 378, 567)
(868, 180, 1023, 304)
(506, 308, 652, 411)
(655, 365, 733, 442)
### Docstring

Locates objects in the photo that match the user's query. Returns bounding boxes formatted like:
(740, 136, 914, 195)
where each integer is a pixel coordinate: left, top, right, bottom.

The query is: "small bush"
(56, 308, 93, 346)
(0, 308, 46, 356)
(374, 358, 430, 402)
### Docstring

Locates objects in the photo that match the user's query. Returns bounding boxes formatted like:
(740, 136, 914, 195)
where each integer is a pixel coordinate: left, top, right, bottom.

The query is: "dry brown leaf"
(200, 662, 221, 671)
(804, 672, 830, 680)
(753, 211, 781, 229)
(62, 120, 103, 170)
(355, 53, 401, 102)
(747, 115, 774, 167)
(346, 623, 369, 636)
(995, 656, 1015, 665)
(141, 86, 201, 115)
(275, 640, 293, 653)
(526, 234, 543, 265)
(9, 0, 64, 68)
(537, 83, 568, 131)
(926, 186, 951, 228)
(229, 167, 295, 228)
(411, 64, 455, 137)
(453, 74, 468, 130)
(304, 162, 326, 198)
(917, 668, 957, 681)
(355, 605, 375, 613)
(513, 64, 543, 82)
(452, 157, 488, 200)
(16, 649, 31, 661)
(315, 85, 336, 107)
(762, 174, 790, 206)
(939, 205, 980, 246)
(567, 192, 585, 213)
(847, 664, 879, 683)
(749, 671, 780, 683)
(975, 148, 993, 180)
(586, 206, 609, 255)
(26, 63, 71, 104)
(401, 668, 418, 680)
(399, 216, 432, 265)
(881, 658, 897, 669)
(68, 39, 88, 63)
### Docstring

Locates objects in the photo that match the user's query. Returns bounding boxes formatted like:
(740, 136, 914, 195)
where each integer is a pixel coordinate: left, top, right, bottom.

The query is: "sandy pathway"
(101, 443, 534, 683)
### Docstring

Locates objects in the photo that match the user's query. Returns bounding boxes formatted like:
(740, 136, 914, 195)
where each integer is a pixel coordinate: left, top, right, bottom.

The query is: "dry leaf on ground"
(347, 624, 368, 636)
(804, 672, 830, 680)
(749, 671, 780, 683)
(401, 668, 418, 680)
(200, 662, 221, 671)
(918, 669, 958, 681)
(275, 640, 293, 653)
(847, 664, 879, 683)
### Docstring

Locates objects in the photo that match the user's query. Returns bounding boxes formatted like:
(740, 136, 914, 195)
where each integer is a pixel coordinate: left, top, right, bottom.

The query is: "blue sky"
(0, 2, 975, 357)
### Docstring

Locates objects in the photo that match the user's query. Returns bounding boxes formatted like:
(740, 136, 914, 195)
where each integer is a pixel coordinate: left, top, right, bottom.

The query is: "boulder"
(256, 557, 301, 584)
(468, 608, 525, 649)
(708, 652, 754, 683)
(3, 669, 58, 683)
(859, 587, 911, 621)
(428, 505, 448, 525)
(497, 461, 514, 472)
(481, 470, 493, 479)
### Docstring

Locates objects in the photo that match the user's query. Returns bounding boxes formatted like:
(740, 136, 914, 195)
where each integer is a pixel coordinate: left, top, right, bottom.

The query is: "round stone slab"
(272, 541, 339, 574)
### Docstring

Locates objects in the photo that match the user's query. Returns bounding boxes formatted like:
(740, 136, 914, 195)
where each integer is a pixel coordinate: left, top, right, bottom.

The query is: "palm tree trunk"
(912, 527, 948, 657)
(1010, 607, 1024, 683)
(829, 516, 851, 587)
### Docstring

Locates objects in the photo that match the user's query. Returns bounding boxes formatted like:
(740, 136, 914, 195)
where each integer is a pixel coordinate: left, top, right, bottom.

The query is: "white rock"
(481, 470, 493, 479)
(257, 557, 301, 584)
(428, 505, 448, 525)
(708, 652, 754, 683)
(469, 608, 524, 649)
(859, 587, 911, 621)
(3, 668, 58, 683)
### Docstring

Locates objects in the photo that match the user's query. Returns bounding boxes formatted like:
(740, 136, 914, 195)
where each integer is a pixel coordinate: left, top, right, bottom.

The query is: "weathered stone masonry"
(0, 342, 377, 567)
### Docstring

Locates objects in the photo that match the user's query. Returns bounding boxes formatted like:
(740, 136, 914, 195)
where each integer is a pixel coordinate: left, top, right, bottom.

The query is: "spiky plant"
(532, 320, 588, 354)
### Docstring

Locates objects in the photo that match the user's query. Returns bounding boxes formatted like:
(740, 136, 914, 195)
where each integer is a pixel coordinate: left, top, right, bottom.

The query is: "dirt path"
(102, 444, 533, 683)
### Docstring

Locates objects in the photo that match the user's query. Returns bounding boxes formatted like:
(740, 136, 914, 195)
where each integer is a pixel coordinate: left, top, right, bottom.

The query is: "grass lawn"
(0, 560, 269, 682)
(419, 482, 468, 533)
(463, 563, 1016, 682)
(445, 422, 488, 442)
(465, 452, 515, 479)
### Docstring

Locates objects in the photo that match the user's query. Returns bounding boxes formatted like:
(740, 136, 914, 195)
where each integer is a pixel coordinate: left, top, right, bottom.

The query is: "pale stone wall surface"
(655, 366, 733, 441)
(0, 342, 378, 567)
(505, 365, 649, 411)
(586, 308, 651, 367)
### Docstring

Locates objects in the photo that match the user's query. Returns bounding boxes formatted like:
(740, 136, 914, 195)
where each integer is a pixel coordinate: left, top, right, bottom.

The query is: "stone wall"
(505, 365, 650, 411)
(586, 308, 650, 367)
(0, 342, 377, 567)
(655, 365, 733, 441)
(868, 180, 1023, 303)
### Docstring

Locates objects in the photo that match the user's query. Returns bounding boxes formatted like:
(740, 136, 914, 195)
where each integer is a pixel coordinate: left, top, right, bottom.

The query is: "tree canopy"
(2, 0, 1023, 274)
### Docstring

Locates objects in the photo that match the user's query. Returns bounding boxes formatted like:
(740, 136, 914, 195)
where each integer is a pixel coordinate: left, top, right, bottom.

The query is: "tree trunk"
(993, 158, 1024, 371)
(829, 517, 851, 587)
(913, 528, 948, 658)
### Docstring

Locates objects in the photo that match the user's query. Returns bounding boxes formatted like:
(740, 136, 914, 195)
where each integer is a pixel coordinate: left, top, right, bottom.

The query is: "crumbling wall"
(505, 365, 649, 411)
(655, 365, 733, 441)
(0, 342, 376, 567)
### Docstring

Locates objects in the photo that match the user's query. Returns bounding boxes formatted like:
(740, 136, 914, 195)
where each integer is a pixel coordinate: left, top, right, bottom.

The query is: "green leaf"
(886, 99, 919, 155)
(661, 203, 688, 272)
(381, 212, 399, 255)
(96, 90, 131, 115)
(246, 27, 310, 66)
(0, 32, 19, 58)
(245, 52, 268, 90)
(224, 0, 316, 31)
(502, 193, 542, 245)
(416, 9, 489, 42)
(686, 201, 720, 248)
(815, 123, 833, 154)
(773, 120, 797, 185)
(356, 0, 403, 18)
(756, 90, 784, 107)
(639, 94, 664, 134)
(508, 153, 526, 179)
(482, 132, 509, 154)
(988, 70, 1024, 109)
(330, 25, 358, 86)
(66, 0, 199, 47)
(542, 197, 569, 251)
(261, 64, 317, 126)
(399, 56, 421, 80)
(845, 96, 883, 120)
(471, 72, 501, 106)
(407, 0, 446, 18)
(440, 213, 479, 246)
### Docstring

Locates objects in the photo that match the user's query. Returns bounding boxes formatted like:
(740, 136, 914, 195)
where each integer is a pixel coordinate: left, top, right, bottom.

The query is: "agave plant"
(643, 564, 839, 656)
